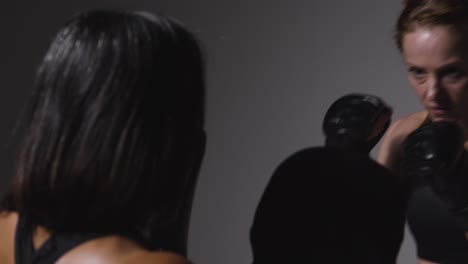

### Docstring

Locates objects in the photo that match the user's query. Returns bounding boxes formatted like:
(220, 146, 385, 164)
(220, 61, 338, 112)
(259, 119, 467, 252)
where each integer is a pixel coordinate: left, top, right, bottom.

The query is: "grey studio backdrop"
(0, 1, 420, 263)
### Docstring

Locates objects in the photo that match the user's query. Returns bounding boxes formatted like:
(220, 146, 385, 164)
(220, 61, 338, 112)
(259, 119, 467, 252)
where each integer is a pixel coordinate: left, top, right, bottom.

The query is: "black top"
(407, 185, 468, 263)
(403, 118, 468, 263)
(14, 214, 108, 264)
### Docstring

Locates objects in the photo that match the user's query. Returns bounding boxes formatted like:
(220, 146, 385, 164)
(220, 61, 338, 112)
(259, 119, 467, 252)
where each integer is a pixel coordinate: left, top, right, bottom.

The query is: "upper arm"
(377, 110, 429, 179)
(377, 118, 407, 177)
(0, 212, 18, 264)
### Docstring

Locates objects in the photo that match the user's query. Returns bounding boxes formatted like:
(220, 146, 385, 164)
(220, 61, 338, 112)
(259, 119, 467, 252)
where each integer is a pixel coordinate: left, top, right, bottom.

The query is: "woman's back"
(0, 212, 189, 264)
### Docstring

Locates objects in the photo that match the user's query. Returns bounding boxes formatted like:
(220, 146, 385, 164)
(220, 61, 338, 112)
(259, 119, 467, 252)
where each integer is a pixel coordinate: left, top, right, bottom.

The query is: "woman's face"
(402, 25, 468, 124)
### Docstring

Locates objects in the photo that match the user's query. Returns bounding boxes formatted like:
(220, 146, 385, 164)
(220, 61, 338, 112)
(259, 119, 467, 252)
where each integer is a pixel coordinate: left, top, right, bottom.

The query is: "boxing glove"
(251, 94, 404, 263)
(323, 93, 393, 154)
(401, 121, 468, 215)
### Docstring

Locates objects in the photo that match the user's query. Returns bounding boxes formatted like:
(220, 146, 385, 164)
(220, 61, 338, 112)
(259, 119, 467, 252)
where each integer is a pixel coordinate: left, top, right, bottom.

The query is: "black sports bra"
(14, 214, 108, 264)
(407, 185, 468, 263)
(406, 114, 468, 263)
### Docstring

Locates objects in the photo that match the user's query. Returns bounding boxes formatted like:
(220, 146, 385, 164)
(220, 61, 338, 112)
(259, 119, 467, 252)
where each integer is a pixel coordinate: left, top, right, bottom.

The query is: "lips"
(428, 105, 453, 120)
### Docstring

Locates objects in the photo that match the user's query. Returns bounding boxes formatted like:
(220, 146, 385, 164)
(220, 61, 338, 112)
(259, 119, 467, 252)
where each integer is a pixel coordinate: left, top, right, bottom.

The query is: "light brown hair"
(395, 0, 468, 51)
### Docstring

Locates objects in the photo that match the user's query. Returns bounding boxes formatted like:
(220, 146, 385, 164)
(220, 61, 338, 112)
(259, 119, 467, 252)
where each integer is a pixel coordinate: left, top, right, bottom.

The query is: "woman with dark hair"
(378, 0, 468, 263)
(0, 9, 206, 264)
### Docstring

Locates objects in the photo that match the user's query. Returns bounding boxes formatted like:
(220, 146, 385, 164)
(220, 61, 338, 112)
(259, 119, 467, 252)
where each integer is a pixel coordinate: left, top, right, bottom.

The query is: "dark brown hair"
(1, 9, 205, 239)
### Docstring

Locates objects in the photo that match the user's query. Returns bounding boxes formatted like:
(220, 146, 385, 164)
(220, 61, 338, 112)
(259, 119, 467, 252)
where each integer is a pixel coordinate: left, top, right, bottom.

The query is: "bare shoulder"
(0, 211, 19, 230)
(57, 235, 190, 264)
(383, 110, 429, 143)
(0, 214, 190, 264)
(0, 211, 19, 264)
(139, 251, 191, 264)
(377, 110, 429, 176)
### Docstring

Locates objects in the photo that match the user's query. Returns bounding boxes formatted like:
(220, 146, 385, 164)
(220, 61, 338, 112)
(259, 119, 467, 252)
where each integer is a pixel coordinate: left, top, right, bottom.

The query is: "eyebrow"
(437, 64, 465, 75)
(404, 60, 465, 69)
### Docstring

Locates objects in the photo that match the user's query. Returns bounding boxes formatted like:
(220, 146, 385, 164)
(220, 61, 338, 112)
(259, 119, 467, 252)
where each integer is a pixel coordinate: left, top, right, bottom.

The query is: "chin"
(430, 114, 457, 123)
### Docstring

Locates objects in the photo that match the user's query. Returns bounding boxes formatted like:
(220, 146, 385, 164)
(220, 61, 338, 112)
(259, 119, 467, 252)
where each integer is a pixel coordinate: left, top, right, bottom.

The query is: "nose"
(426, 74, 442, 101)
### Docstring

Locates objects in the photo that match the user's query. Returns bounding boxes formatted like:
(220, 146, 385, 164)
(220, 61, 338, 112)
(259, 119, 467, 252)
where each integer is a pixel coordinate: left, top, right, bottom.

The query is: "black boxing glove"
(323, 93, 392, 154)
(401, 121, 468, 217)
(251, 94, 404, 263)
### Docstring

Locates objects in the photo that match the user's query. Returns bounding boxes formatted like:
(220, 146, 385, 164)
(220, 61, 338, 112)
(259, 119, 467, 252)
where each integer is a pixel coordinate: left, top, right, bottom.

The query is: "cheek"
(452, 82, 468, 107)
(409, 80, 426, 100)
